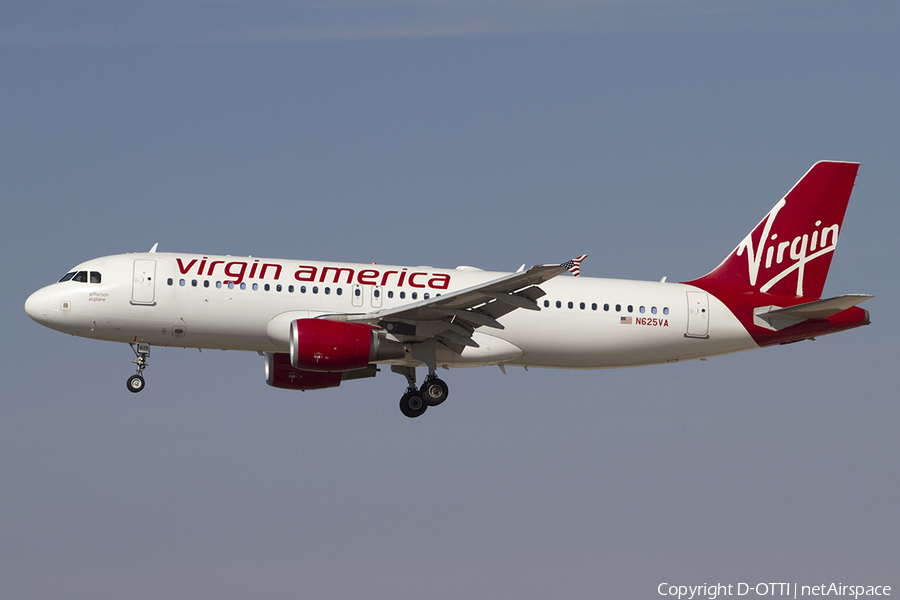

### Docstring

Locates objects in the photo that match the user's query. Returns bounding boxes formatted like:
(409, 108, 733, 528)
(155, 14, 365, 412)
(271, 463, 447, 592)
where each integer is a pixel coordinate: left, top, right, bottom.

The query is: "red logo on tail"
(736, 198, 840, 297)
(687, 161, 858, 300)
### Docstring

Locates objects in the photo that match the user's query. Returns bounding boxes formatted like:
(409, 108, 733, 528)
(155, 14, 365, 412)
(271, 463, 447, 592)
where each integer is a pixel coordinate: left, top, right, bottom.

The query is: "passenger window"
(544, 300, 550, 308)
(663, 307, 669, 315)
(313, 286, 318, 294)
(336, 287, 342, 295)
(556, 301, 561, 308)
(374, 289, 380, 298)
(324, 287, 330, 294)
(204, 280, 210, 288)
(592, 303, 597, 311)
(615, 304, 621, 312)
(289, 285, 294, 292)
(59, 272, 76, 282)
(355, 288, 361, 297)
(604, 303, 609, 311)
(400, 292, 406, 299)
(216, 281, 222, 289)
(253, 283, 258, 291)
(227, 282, 234, 289)
(167, 278, 173, 286)
(300, 286, 306, 293)
(580, 302, 585, 310)
(567, 301, 573, 309)
(651, 307, 657, 314)
(264, 284, 270, 291)
(180, 279, 186, 286)
(240, 283, 246, 290)
(277, 284, 283, 292)
(90, 272, 102, 284)
(424, 293, 430, 299)
(412, 292, 418, 299)
(627, 305, 633, 313)
(639, 306, 645, 313)
(388, 291, 394, 299)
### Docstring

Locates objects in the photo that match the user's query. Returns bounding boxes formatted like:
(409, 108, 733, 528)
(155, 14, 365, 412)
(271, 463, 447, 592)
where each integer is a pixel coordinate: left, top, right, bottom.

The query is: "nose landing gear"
(127, 342, 150, 393)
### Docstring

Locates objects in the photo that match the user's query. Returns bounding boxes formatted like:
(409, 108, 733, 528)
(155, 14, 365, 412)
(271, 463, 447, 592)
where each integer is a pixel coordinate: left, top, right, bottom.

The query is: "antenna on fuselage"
(149, 243, 159, 253)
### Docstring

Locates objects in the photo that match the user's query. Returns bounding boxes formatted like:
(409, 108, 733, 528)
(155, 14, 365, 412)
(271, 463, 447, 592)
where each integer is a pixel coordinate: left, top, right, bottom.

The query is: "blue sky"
(1, 2, 898, 598)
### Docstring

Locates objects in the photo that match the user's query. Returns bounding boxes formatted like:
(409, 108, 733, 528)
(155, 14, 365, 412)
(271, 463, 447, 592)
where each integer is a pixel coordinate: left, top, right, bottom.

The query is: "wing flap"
(483, 291, 541, 310)
(443, 308, 504, 330)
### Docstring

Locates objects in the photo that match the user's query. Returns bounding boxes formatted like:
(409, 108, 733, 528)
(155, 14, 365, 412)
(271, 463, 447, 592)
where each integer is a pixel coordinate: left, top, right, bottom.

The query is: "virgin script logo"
(736, 198, 840, 296)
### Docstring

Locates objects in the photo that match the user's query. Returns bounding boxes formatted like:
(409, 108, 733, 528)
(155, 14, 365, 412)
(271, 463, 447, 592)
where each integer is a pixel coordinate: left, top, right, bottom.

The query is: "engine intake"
(290, 318, 404, 372)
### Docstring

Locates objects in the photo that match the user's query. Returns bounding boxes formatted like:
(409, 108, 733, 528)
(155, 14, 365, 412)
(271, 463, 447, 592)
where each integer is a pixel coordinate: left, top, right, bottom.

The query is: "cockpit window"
(58, 270, 100, 283)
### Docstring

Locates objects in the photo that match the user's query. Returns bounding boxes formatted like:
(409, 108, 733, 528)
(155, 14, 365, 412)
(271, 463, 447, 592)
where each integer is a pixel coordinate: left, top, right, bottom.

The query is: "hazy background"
(1, 2, 897, 598)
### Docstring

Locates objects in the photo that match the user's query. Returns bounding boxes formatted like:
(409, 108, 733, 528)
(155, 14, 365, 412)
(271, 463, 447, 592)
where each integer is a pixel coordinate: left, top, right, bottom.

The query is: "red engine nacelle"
(264, 352, 342, 390)
(289, 318, 405, 372)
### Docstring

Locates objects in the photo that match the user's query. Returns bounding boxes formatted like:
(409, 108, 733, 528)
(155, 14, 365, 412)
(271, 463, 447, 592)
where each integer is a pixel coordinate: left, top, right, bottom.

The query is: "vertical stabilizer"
(686, 161, 859, 299)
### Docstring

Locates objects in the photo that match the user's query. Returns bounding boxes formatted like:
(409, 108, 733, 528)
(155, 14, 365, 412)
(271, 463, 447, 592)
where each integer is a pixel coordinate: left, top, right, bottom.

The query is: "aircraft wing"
(331, 257, 585, 351)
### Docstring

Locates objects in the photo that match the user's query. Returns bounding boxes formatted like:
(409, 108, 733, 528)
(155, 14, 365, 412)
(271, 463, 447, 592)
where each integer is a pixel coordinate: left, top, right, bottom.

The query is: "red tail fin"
(687, 161, 859, 299)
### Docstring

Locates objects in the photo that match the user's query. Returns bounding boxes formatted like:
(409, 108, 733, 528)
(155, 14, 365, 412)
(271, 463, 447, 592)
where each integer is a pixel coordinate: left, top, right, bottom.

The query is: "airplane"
(24, 161, 871, 418)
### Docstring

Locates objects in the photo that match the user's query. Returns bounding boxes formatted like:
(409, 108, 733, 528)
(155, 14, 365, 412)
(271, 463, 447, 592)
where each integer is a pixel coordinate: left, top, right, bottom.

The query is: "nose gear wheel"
(127, 374, 145, 393)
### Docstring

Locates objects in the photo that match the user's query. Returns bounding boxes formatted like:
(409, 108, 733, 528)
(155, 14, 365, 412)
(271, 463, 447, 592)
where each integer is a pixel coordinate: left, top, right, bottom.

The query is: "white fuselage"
(25, 252, 759, 369)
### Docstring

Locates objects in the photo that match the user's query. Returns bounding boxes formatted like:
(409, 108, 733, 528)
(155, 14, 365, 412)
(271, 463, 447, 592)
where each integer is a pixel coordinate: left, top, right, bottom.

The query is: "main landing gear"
(127, 342, 150, 393)
(393, 366, 449, 419)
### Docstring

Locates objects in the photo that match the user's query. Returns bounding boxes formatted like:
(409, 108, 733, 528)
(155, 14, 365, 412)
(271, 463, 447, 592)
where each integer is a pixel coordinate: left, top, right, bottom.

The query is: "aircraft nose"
(24, 288, 49, 323)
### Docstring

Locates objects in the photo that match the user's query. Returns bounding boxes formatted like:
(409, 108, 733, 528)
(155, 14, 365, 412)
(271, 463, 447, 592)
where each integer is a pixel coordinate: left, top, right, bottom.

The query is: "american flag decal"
(620, 316, 633, 325)
(561, 254, 588, 277)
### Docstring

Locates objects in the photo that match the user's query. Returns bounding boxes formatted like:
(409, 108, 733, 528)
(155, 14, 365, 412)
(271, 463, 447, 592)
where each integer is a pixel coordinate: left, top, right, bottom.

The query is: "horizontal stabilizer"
(753, 294, 872, 330)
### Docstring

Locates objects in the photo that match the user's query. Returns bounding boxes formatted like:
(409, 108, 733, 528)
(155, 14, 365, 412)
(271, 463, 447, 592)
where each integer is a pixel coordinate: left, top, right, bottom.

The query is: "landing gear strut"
(392, 366, 450, 418)
(127, 342, 150, 393)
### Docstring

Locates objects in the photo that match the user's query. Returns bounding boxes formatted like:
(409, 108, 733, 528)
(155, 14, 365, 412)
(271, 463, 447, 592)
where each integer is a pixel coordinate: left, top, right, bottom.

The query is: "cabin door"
(685, 291, 709, 338)
(132, 260, 157, 305)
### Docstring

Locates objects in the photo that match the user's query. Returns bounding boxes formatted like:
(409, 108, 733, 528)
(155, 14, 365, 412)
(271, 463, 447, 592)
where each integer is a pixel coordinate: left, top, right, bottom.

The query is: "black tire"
(399, 391, 427, 418)
(127, 374, 145, 393)
(420, 378, 449, 407)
